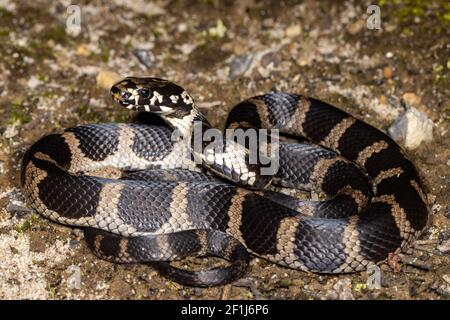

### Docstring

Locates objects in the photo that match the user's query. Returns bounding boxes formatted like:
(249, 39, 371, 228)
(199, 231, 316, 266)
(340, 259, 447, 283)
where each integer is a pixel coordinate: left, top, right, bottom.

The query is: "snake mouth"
(118, 100, 132, 107)
(111, 85, 134, 106)
(111, 92, 136, 109)
(114, 98, 136, 110)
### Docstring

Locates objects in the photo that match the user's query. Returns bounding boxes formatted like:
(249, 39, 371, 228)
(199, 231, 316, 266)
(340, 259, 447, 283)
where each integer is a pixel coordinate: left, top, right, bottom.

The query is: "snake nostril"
(121, 91, 132, 100)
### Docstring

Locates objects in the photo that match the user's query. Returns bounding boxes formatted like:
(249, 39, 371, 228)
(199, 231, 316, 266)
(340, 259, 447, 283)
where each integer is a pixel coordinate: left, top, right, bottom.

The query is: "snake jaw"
(113, 90, 174, 114)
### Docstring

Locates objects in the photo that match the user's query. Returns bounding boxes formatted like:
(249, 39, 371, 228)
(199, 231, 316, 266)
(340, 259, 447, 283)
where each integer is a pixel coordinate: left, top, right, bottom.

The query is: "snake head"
(111, 77, 194, 116)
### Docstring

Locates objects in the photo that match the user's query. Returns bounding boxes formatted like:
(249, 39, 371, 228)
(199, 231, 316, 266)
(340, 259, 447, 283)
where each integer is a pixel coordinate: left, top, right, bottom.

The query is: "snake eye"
(138, 88, 151, 99)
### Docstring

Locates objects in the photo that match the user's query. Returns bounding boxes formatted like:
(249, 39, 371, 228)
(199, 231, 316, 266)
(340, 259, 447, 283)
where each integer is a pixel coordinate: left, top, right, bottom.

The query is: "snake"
(21, 77, 429, 287)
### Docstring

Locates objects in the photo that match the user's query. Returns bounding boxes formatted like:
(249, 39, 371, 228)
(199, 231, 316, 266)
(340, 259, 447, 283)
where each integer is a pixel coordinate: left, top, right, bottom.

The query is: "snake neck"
(162, 105, 212, 142)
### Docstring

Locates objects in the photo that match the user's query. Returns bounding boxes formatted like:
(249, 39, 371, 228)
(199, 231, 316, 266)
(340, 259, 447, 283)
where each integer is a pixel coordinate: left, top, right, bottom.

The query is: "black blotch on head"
(138, 88, 150, 99)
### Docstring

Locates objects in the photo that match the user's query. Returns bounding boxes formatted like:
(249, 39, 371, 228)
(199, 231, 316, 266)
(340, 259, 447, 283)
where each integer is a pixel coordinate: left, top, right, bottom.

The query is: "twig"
(413, 244, 442, 255)
(414, 239, 440, 245)
(398, 254, 434, 271)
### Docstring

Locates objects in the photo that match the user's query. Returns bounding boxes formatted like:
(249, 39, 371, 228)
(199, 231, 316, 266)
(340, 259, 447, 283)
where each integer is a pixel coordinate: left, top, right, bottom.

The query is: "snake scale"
(21, 77, 429, 287)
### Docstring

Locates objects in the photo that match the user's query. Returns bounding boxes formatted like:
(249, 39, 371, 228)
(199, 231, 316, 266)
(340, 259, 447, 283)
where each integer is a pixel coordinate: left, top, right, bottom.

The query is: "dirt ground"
(0, 0, 449, 300)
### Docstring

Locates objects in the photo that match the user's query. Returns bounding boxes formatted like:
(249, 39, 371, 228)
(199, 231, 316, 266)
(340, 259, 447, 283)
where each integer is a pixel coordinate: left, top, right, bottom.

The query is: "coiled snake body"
(21, 77, 429, 287)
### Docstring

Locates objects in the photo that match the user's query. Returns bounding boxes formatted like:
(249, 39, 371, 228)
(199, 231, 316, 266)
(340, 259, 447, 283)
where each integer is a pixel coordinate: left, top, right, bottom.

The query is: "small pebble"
(439, 229, 450, 242)
(402, 92, 421, 108)
(194, 288, 203, 295)
(229, 53, 254, 79)
(324, 290, 339, 300)
(27, 76, 42, 89)
(68, 239, 80, 249)
(3, 125, 18, 138)
(207, 19, 227, 38)
(76, 44, 91, 56)
(326, 279, 354, 300)
(232, 43, 246, 55)
(437, 239, 450, 253)
(347, 20, 365, 35)
(7, 203, 33, 217)
(70, 228, 84, 238)
(132, 48, 155, 69)
(285, 25, 301, 37)
(96, 70, 120, 90)
(383, 66, 393, 78)
(436, 285, 450, 298)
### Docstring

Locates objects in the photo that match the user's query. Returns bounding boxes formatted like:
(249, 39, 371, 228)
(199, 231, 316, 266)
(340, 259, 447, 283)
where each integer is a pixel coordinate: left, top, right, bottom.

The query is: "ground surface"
(0, 0, 449, 300)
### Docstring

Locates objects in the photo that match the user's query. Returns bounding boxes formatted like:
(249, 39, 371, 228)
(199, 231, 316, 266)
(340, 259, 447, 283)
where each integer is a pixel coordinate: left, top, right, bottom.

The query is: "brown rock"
(76, 44, 91, 56)
(383, 66, 393, 79)
(96, 70, 120, 90)
(402, 92, 421, 108)
(232, 43, 246, 55)
(348, 20, 365, 35)
(285, 25, 301, 38)
(402, 92, 437, 120)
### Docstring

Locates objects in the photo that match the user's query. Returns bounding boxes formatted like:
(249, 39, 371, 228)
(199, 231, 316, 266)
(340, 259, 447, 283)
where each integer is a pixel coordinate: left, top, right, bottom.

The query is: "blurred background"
(0, 0, 448, 299)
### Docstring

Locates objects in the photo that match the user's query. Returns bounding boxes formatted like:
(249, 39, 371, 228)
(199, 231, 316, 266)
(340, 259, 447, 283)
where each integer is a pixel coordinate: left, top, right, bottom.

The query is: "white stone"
(0, 0, 16, 12)
(285, 25, 302, 37)
(3, 125, 18, 138)
(112, 0, 165, 16)
(388, 108, 434, 149)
